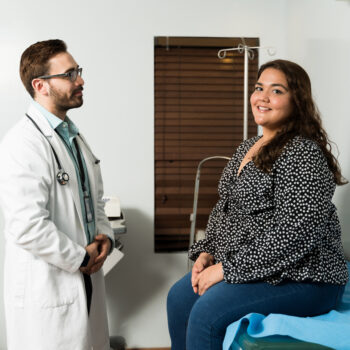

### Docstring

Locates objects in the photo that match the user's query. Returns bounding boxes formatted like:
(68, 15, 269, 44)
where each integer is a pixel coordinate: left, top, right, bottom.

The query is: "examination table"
(224, 261, 350, 350)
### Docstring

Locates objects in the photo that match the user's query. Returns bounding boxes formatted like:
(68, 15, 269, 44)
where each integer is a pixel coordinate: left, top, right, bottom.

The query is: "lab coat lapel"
(25, 105, 85, 232)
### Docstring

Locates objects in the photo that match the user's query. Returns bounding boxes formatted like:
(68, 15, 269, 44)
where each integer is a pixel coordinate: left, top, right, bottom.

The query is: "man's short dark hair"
(20, 39, 67, 98)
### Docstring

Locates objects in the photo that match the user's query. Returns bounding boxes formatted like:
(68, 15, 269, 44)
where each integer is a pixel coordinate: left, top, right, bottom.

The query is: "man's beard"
(48, 84, 84, 113)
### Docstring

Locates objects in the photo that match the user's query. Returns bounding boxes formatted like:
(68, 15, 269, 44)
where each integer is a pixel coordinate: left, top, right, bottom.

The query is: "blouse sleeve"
(188, 201, 222, 261)
(188, 141, 249, 261)
(222, 139, 335, 283)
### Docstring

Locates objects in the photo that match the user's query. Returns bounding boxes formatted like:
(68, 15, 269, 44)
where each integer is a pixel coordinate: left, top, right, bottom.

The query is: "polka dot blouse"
(189, 136, 349, 285)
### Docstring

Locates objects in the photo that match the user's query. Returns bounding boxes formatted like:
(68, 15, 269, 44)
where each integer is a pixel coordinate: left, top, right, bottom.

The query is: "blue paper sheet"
(223, 262, 350, 350)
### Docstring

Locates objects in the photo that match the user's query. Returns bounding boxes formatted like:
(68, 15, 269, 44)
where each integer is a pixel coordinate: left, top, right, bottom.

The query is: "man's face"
(45, 52, 84, 112)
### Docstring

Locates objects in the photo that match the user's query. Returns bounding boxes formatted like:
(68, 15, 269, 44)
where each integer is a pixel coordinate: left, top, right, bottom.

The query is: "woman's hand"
(191, 252, 214, 293)
(194, 263, 224, 296)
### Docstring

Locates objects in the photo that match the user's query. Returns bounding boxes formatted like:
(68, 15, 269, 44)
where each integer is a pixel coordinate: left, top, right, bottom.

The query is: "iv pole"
(218, 40, 276, 140)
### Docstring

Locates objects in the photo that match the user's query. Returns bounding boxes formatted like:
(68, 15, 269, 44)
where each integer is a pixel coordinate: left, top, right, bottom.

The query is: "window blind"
(155, 37, 259, 252)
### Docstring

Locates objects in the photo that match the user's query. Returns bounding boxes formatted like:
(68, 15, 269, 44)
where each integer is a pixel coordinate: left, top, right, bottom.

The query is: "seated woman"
(167, 59, 349, 350)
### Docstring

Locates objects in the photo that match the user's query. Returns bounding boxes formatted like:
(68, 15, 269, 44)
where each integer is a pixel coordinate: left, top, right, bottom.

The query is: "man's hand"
(79, 234, 111, 275)
(193, 263, 224, 296)
(191, 252, 214, 294)
(79, 241, 99, 275)
(89, 234, 111, 274)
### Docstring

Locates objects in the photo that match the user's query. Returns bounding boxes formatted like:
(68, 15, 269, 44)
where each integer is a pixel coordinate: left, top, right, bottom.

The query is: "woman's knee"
(167, 273, 197, 317)
(188, 288, 227, 333)
(168, 274, 188, 307)
(167, 280, 180, 313)
(186, 297, 225, 350)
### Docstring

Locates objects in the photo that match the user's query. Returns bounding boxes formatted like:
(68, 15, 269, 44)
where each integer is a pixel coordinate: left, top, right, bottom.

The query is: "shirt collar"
(32, 100, 63, 130)
(31, 100, 80, 135)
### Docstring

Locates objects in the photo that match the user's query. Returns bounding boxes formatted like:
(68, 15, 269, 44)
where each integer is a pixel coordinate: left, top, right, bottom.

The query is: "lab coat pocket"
(12, 262, 27, 308)
(31, 259, 78, 308)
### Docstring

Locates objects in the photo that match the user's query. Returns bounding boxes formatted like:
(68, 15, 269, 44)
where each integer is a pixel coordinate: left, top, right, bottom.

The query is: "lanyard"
(72, 138, 94, 223)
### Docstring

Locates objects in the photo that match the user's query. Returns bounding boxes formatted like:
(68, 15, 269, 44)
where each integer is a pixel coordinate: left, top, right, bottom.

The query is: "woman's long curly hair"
(252, 59, 347, 185)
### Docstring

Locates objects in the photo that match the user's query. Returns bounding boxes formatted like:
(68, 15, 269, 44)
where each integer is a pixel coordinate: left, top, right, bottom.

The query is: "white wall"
(0, 1, 288, 347)
(285, 0, 350, 258)
(1, 0, 349, 348)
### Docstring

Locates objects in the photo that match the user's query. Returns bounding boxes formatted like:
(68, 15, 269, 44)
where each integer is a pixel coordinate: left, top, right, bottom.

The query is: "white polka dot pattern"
(189, 136, 349, 285)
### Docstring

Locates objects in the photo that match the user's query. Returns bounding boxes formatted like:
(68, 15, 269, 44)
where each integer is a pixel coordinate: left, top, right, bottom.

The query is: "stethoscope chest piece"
(57, 171, 69, 185)
(26, 113, 71, 186)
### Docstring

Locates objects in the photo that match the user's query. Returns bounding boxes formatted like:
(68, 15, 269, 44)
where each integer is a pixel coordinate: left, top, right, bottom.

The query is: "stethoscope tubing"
(25, 113, 100, 186)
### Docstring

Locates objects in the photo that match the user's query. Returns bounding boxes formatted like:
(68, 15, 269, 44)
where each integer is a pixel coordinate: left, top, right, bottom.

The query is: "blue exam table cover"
(223, 262, 350, 350)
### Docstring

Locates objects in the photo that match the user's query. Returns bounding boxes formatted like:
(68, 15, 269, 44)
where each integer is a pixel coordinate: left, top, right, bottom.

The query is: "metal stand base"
(110, 336, 126, 350)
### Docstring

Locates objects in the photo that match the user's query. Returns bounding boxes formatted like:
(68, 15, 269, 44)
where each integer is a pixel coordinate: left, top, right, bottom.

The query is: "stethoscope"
(25, 113, 100, 186)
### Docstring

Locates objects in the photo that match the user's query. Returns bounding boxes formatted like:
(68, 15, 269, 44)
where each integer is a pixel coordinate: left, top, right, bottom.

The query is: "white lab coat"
(0, 104, 114, 350)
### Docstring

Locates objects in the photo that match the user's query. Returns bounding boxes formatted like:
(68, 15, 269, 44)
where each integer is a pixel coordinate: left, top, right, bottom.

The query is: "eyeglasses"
(37, 67, 83, 82)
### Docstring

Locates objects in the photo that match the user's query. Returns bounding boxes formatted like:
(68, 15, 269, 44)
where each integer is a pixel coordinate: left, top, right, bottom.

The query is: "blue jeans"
(167, 272, 344, 350)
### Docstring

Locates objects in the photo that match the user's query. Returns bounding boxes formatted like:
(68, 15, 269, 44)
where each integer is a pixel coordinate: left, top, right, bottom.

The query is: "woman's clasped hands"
(191, 252, 224, 295)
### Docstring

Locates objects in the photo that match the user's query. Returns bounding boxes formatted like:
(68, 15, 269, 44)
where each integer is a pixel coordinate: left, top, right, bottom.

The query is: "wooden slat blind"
(154, 37, 259, 252)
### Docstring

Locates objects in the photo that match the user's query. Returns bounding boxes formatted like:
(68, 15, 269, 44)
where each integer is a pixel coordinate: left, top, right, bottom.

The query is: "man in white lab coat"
(0, 39, 114, 350)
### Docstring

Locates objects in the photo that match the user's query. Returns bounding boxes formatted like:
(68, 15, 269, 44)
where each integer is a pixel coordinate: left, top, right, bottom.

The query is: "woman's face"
(250, 68, 293, 135)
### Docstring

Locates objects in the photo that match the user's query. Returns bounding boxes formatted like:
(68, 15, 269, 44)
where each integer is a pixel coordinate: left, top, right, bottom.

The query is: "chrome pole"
(188, 156, 231, 271)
